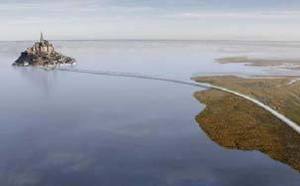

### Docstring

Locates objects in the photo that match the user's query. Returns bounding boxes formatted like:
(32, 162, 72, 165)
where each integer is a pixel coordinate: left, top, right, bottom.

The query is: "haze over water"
(0, 40, 300, 185)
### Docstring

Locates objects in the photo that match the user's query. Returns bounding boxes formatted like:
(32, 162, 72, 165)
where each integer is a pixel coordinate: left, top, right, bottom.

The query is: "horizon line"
(2, 38, 300, 43)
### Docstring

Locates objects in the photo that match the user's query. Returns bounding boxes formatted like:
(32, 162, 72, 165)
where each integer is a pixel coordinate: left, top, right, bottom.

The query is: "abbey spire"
(40, 32, 44, 42)
(13, 33, 76, 67)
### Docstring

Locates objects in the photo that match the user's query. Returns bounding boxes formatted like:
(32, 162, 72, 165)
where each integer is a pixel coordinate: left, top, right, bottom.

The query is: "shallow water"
(0, 41, 299, 185)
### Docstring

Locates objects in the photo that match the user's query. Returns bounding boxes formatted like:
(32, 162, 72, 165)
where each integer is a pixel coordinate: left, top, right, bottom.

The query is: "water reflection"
(194, 90, 300, 172)
(2, 40, 300, 185)
(14, 67, 60, 95)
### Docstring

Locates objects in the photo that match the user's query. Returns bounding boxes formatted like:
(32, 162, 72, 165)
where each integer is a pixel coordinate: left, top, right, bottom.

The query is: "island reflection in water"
(194, 89, 300, 172)
(2, 40, 300, 185)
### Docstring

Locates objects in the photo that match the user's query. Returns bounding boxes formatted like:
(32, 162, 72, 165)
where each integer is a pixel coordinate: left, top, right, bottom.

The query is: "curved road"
(57, 68, 300, 134)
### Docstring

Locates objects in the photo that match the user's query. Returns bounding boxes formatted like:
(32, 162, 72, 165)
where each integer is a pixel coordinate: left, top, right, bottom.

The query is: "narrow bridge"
(57, 68, 300, 134)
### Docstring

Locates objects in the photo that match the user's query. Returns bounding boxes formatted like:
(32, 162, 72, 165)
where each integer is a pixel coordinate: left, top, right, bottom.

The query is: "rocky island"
(13, 33, 75, 67)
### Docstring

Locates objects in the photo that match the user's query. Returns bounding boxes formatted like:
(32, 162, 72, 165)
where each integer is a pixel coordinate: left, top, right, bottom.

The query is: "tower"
(40, 32, 44, 43)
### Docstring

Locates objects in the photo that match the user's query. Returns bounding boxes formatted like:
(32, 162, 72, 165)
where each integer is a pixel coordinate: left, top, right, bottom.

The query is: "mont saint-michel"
(13, 33, 75, 67)
(2, 39, 300, 185)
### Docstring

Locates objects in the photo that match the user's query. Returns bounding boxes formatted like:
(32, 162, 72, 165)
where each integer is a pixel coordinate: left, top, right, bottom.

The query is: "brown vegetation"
(194, 76, 300, 125)
(194, 89, 300, 171)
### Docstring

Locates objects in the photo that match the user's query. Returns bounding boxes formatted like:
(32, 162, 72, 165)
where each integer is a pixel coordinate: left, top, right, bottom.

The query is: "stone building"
(13, 33, 75, 67)
(26, 33, 55, 55)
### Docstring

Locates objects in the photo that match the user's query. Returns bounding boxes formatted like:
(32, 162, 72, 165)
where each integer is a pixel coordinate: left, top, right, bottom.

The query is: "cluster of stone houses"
(26, 33, 55, 55)
(13, 33, 76, 67)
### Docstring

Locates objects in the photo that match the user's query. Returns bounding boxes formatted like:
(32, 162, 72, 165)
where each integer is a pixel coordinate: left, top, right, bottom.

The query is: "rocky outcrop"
(13, 33, 76, 67)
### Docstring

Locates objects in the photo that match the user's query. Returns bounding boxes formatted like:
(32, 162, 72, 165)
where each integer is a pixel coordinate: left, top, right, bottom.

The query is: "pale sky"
(1, 0, 300, 41)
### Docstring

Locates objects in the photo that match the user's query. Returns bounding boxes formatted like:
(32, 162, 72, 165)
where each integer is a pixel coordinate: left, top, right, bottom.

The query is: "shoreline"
(216, 56, 300, 71)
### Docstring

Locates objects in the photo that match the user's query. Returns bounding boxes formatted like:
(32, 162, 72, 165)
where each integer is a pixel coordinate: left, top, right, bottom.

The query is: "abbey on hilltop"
(13, 33, 76, 67)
